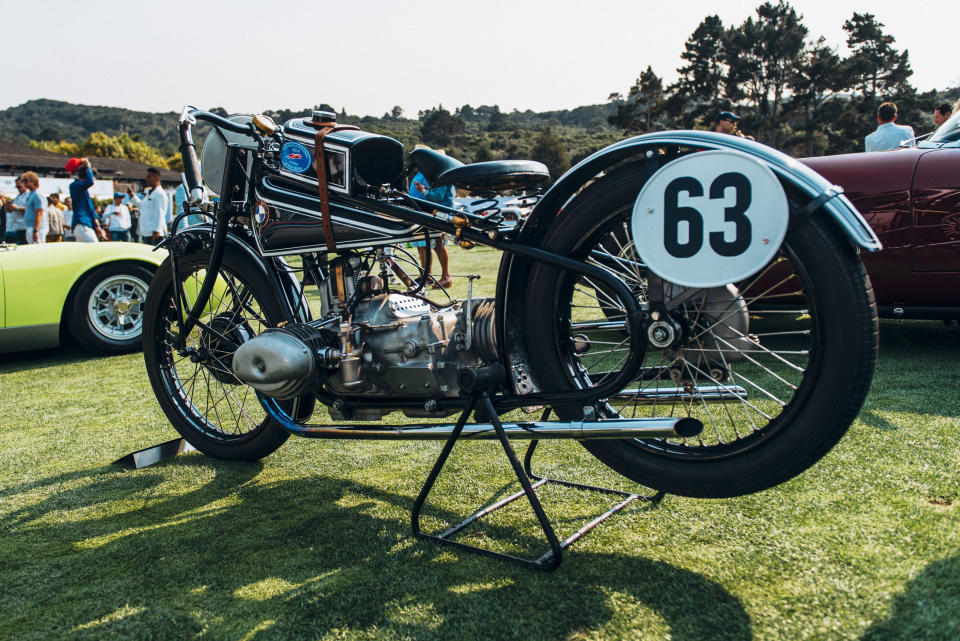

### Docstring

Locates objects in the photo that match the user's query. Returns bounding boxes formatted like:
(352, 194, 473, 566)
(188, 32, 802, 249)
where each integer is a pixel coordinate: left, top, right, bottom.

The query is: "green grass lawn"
(1, 246, 958, 641)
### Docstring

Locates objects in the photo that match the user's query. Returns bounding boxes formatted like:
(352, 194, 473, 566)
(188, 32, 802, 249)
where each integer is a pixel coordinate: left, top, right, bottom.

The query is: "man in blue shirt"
(19, 172, 47, 244)
(865, 102, 915, 152)
(66, 157, 105, 242)
(408, 170, 453, 288)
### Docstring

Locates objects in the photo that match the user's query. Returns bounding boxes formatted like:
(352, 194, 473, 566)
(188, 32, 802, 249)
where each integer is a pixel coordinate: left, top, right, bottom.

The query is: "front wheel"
(142, 245, 300, 460)
(523, 164, 878, 498)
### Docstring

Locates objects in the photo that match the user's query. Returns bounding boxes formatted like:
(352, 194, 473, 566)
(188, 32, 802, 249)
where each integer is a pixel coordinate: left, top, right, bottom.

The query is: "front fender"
(523, 130, 881, 252)
(173, 225, 311, 324)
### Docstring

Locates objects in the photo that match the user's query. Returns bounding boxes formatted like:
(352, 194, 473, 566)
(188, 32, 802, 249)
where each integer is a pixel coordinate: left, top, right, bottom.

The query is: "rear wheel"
(142, 246, 303, 460)
(523, 164, 878, 498)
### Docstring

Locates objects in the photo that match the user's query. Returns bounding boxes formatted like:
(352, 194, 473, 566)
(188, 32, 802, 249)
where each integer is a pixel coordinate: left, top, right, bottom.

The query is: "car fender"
(2, 244, 163, 330)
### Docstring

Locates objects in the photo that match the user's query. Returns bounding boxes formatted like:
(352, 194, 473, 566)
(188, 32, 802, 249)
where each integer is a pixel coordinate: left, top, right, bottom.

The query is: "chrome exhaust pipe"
(260, 396, 702, 441)
(611, 385, 747, 402)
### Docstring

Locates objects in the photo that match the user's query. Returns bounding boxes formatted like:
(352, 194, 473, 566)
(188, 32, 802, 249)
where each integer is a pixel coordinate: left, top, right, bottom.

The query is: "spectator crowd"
(711, 100, 956, 151)
(3, 97, 956, 251)
(1, 157, 193, 245)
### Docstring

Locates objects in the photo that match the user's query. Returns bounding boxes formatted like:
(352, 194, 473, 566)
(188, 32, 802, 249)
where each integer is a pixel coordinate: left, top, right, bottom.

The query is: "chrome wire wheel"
(158, 265, 270, 440)
(523, 162, 877, 497)
(568, 217, 816, 459)
(87, 274, 149, 341)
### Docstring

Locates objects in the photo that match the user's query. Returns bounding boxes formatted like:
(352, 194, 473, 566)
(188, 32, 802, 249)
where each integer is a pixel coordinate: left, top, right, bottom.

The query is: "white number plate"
(631, 150, 789, 288)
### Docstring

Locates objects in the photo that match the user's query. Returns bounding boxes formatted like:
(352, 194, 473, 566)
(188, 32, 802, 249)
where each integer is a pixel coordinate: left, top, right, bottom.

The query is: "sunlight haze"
(4, 0, 956, 116)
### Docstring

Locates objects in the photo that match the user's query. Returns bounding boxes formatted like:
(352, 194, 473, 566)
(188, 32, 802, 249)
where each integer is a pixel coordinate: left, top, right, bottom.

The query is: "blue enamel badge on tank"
(281, 141, 313, 173)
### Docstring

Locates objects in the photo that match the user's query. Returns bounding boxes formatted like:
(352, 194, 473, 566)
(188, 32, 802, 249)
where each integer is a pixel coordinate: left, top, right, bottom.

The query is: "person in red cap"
(66, 157, 105, 242)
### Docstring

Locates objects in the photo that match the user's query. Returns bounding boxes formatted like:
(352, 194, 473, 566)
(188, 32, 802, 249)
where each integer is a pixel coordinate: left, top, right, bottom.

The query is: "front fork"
(165, 203, 233, 352)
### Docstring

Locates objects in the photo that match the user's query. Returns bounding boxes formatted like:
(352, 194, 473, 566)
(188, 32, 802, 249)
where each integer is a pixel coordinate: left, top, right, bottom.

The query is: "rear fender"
(523, 130, 880, 251)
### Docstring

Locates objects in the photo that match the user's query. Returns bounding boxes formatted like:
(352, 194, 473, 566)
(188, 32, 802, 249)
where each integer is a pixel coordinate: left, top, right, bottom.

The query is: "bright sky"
(4, 0, 957, 117)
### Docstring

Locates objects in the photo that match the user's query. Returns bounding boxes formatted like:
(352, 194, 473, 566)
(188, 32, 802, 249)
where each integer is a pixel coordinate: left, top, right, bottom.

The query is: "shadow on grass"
(868, 320, 960, 419)
(876, 319, 960, 366)
(0, 457, 751, 641)
(860, 555, 960, 641)
(0, 345, 109, 375)
(858, 409, 898, 431)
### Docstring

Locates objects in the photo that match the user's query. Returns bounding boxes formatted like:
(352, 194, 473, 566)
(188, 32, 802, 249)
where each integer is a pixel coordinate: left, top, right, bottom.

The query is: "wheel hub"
(200, 313, 254, 384)
(110, 296, 137, 323)
(88, 275, 148, 340)
(646, 316, 684, 350)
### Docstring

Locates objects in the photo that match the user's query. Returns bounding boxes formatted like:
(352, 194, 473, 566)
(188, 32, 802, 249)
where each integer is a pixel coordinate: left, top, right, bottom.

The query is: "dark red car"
(800, 114, 960, 320)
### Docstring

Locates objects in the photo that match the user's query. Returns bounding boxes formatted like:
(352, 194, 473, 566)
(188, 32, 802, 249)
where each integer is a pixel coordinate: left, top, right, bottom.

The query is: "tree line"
(606, 3, 958, 156)
(30, 132, 180, 170)
(4, 3, 957, 182)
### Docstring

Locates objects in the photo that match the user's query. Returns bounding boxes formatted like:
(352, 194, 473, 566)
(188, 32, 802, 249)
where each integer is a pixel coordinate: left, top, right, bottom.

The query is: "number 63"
(663, 173, 752, 259)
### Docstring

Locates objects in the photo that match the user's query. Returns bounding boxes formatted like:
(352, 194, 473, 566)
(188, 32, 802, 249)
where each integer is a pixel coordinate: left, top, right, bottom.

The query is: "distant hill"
(0, 99, 624, 181)
(0, 99, 618, 153)
(0, 99, 181, 154)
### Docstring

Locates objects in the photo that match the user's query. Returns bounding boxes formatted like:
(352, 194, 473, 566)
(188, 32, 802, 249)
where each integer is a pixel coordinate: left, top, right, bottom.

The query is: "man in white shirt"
(104, 192, 132, 242)
(62, 197, 74, 241)
(128, 167, 169, 244)
(865, 102, 915, 152)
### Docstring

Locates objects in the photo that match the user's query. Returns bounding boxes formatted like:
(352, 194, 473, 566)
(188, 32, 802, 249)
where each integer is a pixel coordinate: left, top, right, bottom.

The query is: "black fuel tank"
(251, 120, 414, 256)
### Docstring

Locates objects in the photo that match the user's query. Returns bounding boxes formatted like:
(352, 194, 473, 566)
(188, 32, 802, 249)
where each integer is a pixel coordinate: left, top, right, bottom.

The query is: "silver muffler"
(232, 331, 317, 399)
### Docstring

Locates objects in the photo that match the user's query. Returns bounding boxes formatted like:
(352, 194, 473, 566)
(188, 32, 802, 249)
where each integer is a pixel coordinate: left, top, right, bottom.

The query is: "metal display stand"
(411, 384, 665, 571)
(113, 438, 196, 469)
(116, 368, 665, 571)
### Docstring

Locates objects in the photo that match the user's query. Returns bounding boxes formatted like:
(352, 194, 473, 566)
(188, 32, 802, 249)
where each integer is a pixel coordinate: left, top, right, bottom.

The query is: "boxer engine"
(231, 275, 498, 417)
(230, 278, 751, 417)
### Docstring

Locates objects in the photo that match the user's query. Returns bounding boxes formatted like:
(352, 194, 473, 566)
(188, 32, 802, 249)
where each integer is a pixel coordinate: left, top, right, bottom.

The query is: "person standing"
(67, 157, 105, 242)
(20, 172, 47, 245)
(933, 103, 953, 128)
(128, 167, 168, 244)
(62, 196, 74, 241)
(408, 169, 453, 288)
(11, 178, 29, 244)
(865, 102, 915, 152)
(3, 197, 17, 244)
(104, 192, 132, 241)
(45, 195, 64, 242)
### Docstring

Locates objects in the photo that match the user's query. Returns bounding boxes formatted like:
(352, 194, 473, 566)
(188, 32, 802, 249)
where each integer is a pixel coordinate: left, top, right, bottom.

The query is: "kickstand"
(411, 386, 665, 571)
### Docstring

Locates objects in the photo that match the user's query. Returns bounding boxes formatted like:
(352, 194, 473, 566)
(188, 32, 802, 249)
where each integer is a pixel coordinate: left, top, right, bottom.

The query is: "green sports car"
(0, 242, 165, 355)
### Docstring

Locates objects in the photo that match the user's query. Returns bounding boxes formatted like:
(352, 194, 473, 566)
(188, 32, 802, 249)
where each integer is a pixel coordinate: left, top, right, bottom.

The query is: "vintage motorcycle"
(142, 106, 880, 499)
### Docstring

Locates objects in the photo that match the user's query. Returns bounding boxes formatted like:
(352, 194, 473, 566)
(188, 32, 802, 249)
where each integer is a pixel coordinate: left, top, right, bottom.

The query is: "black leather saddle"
(411, 148, 550, 193)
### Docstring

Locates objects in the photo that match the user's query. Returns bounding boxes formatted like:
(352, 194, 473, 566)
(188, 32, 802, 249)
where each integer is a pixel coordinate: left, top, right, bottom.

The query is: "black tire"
(68, 262, 154, 354)
(142, 245, 296, 460)
(523, 164, 878, 498)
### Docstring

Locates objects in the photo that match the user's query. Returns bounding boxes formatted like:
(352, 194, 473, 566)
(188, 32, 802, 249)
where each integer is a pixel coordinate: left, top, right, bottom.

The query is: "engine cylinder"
(232, 323, 338, 399)
(471, 298, 498, 363)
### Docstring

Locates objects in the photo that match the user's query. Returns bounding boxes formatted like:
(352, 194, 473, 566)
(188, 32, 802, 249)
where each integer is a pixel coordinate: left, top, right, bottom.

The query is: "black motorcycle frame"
(169, 108, 646, 417)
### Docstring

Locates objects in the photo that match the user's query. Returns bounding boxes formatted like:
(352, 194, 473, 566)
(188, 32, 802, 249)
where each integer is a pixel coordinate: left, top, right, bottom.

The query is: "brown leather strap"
(313, 125, 337, 252)
(311, 122, 361, 253)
